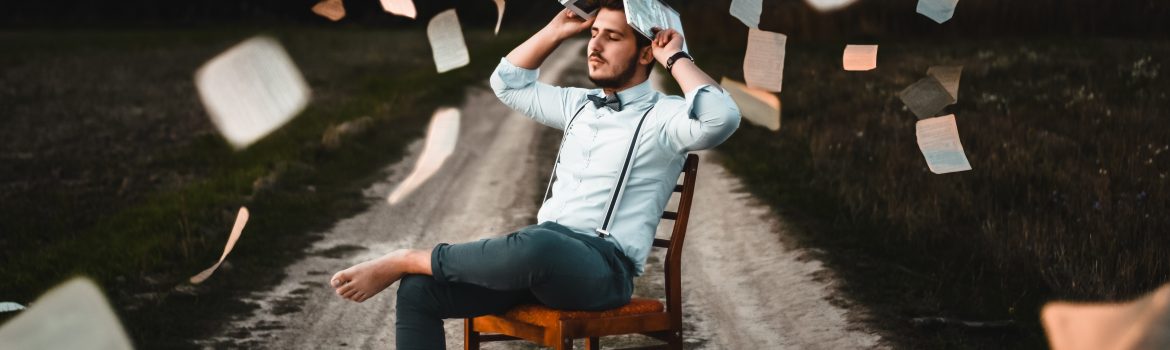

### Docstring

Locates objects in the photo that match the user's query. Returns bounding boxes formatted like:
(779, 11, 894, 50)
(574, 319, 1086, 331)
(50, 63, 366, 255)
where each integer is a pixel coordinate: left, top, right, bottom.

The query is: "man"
(329, 1, 740, 348)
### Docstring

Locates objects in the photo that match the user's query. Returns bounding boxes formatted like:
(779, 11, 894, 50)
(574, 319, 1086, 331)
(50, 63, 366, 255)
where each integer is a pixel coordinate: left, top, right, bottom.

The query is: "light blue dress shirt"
(490, 57, 741, 276)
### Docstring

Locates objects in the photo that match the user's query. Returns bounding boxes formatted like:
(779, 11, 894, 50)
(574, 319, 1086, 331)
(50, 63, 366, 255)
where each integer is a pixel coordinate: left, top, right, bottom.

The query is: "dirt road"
(203, 40, 883, 349)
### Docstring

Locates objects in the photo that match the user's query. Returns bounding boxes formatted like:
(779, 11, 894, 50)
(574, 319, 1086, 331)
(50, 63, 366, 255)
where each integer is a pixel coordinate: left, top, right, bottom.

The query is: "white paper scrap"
(0, 278, 133, 350)
(730, 0, 762, 29)
(195, 36, 310, 150)
(1043, 284, 1170, 350)
(388, 108, 461, 204)
(311, 0, 346, 21)
(842, 44, 878, 71)
(381, 0, 417, 19)
(805, 0, 858, 12)
(189, 207, 249, 284)
(916, 114, 972, 174)
(494, 0, 506, 35)
(744, 28, 786, 92)
(721, 77, 780, 131)
(427, 9, 471, 74)
(927, 65, 962, 101)
(0, 302, 25, 313)
(917, 0, 959, 24)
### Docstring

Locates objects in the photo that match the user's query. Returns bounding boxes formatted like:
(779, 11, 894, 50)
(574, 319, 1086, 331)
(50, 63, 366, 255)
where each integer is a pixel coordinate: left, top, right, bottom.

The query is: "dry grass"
(689, 37, 1169, 348)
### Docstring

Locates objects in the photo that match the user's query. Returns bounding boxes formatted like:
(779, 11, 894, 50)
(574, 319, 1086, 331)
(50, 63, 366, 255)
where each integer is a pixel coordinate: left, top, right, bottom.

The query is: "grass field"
(0, 27, 524, 348)
(686, 36, 1170, 348)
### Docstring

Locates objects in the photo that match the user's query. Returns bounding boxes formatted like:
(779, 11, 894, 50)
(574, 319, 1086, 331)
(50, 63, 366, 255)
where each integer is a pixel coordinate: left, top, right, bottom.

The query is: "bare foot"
(330, 250, 411, 303)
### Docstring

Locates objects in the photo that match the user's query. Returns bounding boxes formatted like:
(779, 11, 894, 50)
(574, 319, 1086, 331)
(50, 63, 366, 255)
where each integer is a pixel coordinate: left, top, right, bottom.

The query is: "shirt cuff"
(492, 57, 540, 90)
(682, 84, 723, 118)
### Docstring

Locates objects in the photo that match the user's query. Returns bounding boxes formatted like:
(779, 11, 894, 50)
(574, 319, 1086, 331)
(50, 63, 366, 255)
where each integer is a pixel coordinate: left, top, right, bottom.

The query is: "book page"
(311, 0, 345, 21)
(0, 279, 132, 350)
(927, 65, 962, 100)
(427, 9, 470, 73)
(722, 77, 781, 131)
(195, 36, 310, 150)
(744, 28, 786, 92)
(899, 76, 955, 119)
(917, 0, 959, 24)
(916, 114, 972, 174)
(842, 44, 878, 71)
(730, 0, 762, 28)
(380, 0, 417, 19)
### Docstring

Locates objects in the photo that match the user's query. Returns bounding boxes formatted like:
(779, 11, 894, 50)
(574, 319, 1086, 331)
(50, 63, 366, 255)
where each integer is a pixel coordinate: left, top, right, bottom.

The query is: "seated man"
(329, 1, 740, 348)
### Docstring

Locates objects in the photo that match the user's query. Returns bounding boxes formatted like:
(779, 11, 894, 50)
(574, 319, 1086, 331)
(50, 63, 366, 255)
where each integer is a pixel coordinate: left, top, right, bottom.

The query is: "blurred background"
(2, 0, 1168, 349)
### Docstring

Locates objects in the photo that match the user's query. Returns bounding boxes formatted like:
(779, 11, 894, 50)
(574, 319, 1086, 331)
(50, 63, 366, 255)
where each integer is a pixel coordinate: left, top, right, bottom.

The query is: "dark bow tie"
(587, 94, 622, 112)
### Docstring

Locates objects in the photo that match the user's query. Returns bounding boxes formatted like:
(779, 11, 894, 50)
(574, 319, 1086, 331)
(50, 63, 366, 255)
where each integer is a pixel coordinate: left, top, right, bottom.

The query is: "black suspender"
(596, 107, 653, 237)
(541, 98, 655, 238)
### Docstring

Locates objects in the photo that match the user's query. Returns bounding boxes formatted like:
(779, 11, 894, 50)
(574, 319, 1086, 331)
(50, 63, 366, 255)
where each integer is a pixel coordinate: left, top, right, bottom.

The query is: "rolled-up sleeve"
(490, 57, 587, 130)
(661, 84, 742, 153)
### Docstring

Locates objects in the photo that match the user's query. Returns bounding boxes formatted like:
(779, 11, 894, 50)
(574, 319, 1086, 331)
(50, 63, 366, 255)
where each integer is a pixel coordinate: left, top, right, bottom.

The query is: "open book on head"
(623, 0, 689, 54)
(560, 0, 602, 19)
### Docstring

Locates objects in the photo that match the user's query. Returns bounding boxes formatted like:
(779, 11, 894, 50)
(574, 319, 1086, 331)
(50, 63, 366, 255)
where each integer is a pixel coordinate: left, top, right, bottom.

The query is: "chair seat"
(498, 298, 665, 328)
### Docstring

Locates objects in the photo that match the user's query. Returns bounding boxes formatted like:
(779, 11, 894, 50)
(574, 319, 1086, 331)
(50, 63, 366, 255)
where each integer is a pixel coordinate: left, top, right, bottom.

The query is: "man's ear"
(638, 45, 655, 66)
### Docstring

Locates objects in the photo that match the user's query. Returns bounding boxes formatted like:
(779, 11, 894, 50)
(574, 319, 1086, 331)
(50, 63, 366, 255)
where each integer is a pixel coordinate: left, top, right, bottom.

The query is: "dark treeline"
(3, 0, 1168, 39)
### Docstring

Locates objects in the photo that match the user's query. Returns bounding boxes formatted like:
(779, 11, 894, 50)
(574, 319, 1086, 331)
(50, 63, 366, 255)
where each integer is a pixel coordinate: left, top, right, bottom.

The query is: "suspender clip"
(595, 228, 611, 238)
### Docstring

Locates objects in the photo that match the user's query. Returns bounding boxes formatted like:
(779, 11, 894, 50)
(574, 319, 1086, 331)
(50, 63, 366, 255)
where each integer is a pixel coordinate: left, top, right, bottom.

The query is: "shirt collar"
(592, 79, 656, 108)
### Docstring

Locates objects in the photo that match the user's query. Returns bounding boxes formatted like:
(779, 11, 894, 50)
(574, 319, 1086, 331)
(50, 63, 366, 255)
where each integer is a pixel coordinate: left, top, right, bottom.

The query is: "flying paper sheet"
(721, 77, 780, 131)
(729, 0, 762, 29)
(624, 0, 689, 54)
(899, 76, 955, 119)
(494, 0, 505, 35)
(1043, 284, 1170, 350)
(0, 279, 132, 350)
(842, 44, 878, 71)
(804, 0, 858, 12)
(0, 302, 25, 313)
(311, 0, 345, 21)
(381, 0, 417, 19)
(427, 9, 470, 74)
(388, 108, 461, 204)
(917, 0, 959, 24)
(195, 36, 310, 150)
(744, 28, 786, 92)
(915, 114, 972, 174)
(927, 65, 962, 101)
(189, 207, 249, 284)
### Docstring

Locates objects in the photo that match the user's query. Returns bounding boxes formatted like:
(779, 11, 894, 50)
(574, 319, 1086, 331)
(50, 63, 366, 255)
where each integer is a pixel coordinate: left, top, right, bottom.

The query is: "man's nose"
(587, 40, 602, 56)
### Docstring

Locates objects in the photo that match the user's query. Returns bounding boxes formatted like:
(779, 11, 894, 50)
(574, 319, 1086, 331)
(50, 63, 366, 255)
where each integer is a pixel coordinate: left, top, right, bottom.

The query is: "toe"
(331, 270, 350, 288)
(342, 288, 359, 300)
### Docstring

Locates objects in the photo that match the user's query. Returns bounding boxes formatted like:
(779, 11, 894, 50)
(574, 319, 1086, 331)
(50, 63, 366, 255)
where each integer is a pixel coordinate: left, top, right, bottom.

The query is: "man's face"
(587, 8, 646, 89)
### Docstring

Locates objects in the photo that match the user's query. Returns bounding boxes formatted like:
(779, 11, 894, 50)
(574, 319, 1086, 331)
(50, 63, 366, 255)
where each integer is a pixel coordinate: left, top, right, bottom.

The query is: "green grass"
(685, 36, 1169, 348)
(0, 26, 525, 347)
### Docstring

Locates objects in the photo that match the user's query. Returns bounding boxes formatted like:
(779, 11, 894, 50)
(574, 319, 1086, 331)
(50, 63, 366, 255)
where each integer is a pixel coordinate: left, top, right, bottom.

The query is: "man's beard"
(589, 52, 641, 89)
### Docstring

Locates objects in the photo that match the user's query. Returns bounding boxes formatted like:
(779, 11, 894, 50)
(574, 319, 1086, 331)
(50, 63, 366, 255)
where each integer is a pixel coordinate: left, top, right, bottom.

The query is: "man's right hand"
(546, 9, 595, 42)
(505, 9, 593, 70)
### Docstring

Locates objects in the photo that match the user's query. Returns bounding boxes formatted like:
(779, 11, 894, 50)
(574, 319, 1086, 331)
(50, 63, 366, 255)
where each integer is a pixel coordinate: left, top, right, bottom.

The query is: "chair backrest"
(652, 153, 698, 330)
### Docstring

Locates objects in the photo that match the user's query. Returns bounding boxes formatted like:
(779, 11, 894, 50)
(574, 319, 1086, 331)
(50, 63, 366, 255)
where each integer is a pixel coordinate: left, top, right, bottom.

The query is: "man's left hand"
(650, 28, 685, 68)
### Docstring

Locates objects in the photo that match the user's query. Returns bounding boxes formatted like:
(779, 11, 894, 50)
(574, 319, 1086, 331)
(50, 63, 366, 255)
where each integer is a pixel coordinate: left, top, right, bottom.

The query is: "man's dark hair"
(598, 0, 654, 78)
(598, 0, 652, 49)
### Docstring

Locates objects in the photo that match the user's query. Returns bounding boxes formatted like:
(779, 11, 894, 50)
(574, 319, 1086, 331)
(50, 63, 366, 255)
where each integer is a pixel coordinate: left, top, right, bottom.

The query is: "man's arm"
(490, 9, 594, 130)
(506, 9, 594, 69)
(650, 29, 719, 93)
(650, 29, 742, 152)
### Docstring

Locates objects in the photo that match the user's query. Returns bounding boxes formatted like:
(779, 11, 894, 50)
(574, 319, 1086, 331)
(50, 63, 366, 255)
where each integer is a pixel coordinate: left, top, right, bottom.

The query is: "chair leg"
(586, 336, 600, 350)
(667, 330, 682, 350)
(554, 336, 573, 350)
(464, 318, 480, 350)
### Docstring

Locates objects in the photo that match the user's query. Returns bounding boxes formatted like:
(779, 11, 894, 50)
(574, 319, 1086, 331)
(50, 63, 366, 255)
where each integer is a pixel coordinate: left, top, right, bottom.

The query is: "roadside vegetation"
(0, 27, 523, 348)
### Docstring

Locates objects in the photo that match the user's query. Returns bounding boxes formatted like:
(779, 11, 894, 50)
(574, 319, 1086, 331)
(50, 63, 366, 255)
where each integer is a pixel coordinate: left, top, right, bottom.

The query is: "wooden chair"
(464, 153, 700, 350)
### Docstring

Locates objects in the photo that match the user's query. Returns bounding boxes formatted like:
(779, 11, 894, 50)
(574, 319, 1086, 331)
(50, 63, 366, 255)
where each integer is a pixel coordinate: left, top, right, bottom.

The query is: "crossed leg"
(330, 248, 432, 303)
